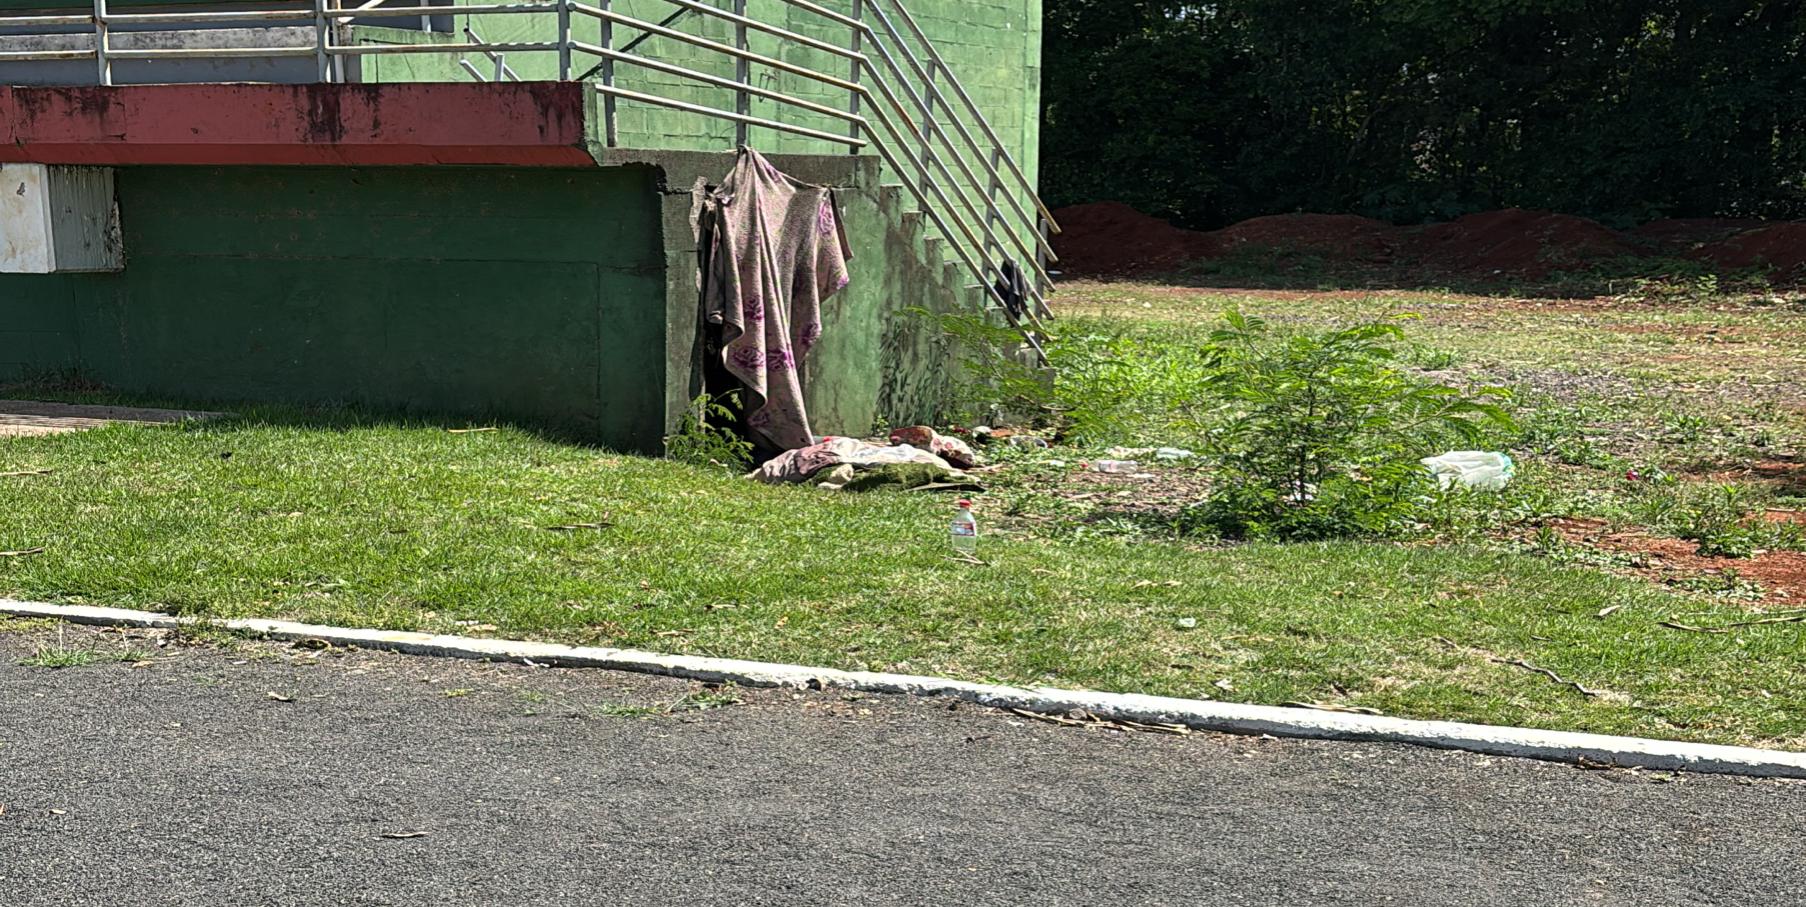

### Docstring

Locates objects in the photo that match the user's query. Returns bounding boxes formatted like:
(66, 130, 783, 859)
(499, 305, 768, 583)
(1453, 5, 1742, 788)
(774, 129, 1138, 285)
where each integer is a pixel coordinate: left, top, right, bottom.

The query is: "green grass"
(0, 401, 1803, 748)
(19, 641, 146, 669)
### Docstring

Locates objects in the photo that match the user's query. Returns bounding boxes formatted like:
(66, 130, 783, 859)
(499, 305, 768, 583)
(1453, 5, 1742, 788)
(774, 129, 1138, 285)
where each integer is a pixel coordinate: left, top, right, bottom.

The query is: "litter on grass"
(752, 431, 981, 492)
(1423, 451, 1515, 490)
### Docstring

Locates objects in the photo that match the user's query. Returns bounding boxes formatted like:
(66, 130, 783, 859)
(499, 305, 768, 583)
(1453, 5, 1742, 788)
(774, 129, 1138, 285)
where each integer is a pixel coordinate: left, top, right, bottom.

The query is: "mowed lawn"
(3, 282, 1805, 749)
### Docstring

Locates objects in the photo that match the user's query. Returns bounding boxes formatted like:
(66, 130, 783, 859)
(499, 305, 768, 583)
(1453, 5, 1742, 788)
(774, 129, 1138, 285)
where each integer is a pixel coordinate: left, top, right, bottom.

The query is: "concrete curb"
(8, 598, 1806, 779)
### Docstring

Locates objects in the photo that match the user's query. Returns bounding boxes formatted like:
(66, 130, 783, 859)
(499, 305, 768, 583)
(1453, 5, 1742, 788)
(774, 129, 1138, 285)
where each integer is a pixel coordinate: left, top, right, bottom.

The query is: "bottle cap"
(957, 499, 973, 508)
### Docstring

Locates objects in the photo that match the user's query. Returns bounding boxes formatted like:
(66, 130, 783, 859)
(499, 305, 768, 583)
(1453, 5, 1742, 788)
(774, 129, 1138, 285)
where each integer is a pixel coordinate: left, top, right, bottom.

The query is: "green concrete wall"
(352, 0, 1041, 189)
(615, 149, 965, 439)
(0, 165, 671, 451)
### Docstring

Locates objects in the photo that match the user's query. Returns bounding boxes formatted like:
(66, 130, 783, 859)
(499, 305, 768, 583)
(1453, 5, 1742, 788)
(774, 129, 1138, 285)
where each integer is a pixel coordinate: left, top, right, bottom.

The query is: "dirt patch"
(1693, 223, 1806, 275)
(1051, 202, 1806, 283)
(1404, 209, 1638, 279)
(1632, 218, 1770, 252)
(1547, 517, 1806, 604)
(1050, 202, 1221, 276)
(1214, 213, 1395, 262)
(1709, 459, 1806, 497)
(0, 400, 226, 438)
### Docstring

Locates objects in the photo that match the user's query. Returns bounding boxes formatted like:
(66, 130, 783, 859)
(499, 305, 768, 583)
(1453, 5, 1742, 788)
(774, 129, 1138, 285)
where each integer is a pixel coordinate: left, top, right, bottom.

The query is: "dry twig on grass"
(1662, 614, 1806, 634)
(1494, 658, 1607, 698)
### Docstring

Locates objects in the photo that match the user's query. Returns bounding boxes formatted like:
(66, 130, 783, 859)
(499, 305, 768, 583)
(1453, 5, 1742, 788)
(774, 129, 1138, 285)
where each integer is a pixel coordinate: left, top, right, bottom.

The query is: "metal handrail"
(569, 2, 862, 94)
(855, 0, 1052, 317)
(0, 0, 1060, 353)
(880, 0, 1059, 237)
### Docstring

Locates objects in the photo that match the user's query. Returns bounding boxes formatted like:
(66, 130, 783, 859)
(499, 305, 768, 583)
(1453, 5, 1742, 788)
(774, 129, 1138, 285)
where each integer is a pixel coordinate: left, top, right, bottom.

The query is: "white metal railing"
(0, 0, 1060, 351)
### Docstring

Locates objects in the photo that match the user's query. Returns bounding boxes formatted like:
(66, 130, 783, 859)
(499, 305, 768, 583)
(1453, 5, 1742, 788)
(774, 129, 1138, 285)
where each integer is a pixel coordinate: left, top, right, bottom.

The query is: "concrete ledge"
(0, 83, 596, 167)
(8, 598, 1805, 779)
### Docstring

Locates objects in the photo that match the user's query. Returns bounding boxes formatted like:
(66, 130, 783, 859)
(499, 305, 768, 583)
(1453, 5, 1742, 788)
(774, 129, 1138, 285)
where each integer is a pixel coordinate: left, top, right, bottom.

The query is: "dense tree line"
(1041, 1, 1806, 228)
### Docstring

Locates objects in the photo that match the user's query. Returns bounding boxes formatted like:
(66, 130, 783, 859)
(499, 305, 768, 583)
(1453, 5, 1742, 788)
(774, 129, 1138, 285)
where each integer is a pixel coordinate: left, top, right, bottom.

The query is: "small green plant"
(926, 309, 1208, 444)
(1659, 412, 1711, 446)
(1405, 345, 1463, 371)
(1679, 483, 1759, 558)
(20, 637, 147, 669)
(672, 687, 742, 711)
(1671, 482, 1805, 558)
(1178, 310, 1514, 541)
(665, 393, 754, 470)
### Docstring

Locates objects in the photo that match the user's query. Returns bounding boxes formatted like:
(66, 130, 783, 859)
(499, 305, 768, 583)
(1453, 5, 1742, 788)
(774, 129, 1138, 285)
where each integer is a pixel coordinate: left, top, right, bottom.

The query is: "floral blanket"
(698, 148, 853, 451)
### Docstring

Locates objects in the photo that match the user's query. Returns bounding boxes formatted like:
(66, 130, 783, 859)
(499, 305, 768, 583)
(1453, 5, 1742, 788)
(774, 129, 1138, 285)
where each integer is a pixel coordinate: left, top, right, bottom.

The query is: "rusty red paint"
(0, 82, 596, 168)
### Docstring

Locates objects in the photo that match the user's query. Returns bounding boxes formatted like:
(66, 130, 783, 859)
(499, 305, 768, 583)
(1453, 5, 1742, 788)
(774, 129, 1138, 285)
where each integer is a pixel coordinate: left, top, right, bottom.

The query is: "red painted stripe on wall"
(0, 82, 597, 168)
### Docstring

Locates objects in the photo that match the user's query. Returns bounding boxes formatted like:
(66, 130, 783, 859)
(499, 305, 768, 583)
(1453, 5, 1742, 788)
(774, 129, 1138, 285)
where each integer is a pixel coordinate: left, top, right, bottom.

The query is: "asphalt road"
(3, 622, 1804, 907)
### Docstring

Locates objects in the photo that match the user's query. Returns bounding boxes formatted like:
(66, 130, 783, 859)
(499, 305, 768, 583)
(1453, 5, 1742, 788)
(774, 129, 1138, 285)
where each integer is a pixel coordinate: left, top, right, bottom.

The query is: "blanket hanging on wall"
(698, 147, 853, 451)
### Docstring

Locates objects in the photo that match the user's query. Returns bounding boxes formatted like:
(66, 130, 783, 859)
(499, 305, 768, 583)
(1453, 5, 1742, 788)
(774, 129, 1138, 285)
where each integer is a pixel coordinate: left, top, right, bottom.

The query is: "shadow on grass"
(0, 374, 613, 451)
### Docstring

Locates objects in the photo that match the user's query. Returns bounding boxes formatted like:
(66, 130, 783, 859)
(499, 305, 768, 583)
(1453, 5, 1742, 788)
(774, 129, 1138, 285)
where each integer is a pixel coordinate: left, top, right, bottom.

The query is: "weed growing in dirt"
(20, 642, 146, 668)
(1671, 483, 1806, 558)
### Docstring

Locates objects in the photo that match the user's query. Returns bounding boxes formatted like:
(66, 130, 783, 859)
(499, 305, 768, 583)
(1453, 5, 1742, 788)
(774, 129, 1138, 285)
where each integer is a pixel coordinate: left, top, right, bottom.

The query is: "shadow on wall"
(0, 373, 609, 449)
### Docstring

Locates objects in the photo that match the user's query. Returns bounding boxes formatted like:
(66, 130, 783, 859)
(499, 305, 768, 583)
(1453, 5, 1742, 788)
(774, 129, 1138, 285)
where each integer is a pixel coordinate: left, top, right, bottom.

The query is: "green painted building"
(0, 0, 1049, 453)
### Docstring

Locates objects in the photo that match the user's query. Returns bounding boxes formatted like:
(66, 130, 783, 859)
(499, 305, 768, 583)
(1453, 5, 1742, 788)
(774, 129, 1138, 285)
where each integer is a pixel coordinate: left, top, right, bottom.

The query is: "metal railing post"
(917, 58, 935, 199)
(330, 0, 346, 81)
(556, 0, 571, 80)
(733, 0, 749, 145)
(1035, 217, 1054, 315)
(985, 143, 1007, 276)
(599, 0, 617, 146)
(92, 0, 109, 85)
(312, 0, 329, 82)
(847, 0, 862, 153)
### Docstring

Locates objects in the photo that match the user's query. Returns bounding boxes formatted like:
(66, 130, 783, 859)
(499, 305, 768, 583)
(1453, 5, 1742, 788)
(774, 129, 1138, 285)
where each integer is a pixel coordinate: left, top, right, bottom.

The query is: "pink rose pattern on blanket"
(700, 148, 854, 451)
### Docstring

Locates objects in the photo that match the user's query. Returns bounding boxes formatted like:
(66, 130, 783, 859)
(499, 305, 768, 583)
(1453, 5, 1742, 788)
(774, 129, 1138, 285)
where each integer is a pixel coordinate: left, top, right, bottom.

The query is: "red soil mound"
(1050, 201, 1806, 282)
(1213, 213, 1396, 262)
(1693, 223, 1806, 274)
(1049, 202, 1220, 276)
(1632, 217, 1769, 251)
(1406, 209, 1637, 279)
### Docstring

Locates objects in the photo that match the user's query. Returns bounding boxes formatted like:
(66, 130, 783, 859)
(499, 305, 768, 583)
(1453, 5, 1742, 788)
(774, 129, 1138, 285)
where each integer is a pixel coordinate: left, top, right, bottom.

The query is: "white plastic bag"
(1422, 451, 1514, 491)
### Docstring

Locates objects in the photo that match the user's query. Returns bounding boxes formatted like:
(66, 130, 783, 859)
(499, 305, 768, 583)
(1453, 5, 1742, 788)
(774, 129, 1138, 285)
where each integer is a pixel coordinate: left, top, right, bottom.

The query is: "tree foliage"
(1042, 1, 1806, 227)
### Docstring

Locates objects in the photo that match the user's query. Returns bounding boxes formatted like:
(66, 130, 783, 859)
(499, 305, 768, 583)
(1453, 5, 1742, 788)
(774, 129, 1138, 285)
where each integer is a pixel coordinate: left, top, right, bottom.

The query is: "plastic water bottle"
(950, 499, 978, 556)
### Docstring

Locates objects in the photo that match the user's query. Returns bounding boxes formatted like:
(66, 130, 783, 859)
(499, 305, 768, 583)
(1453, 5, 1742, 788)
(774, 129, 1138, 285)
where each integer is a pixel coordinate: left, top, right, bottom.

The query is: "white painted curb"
(7, 598, 1805, 779)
